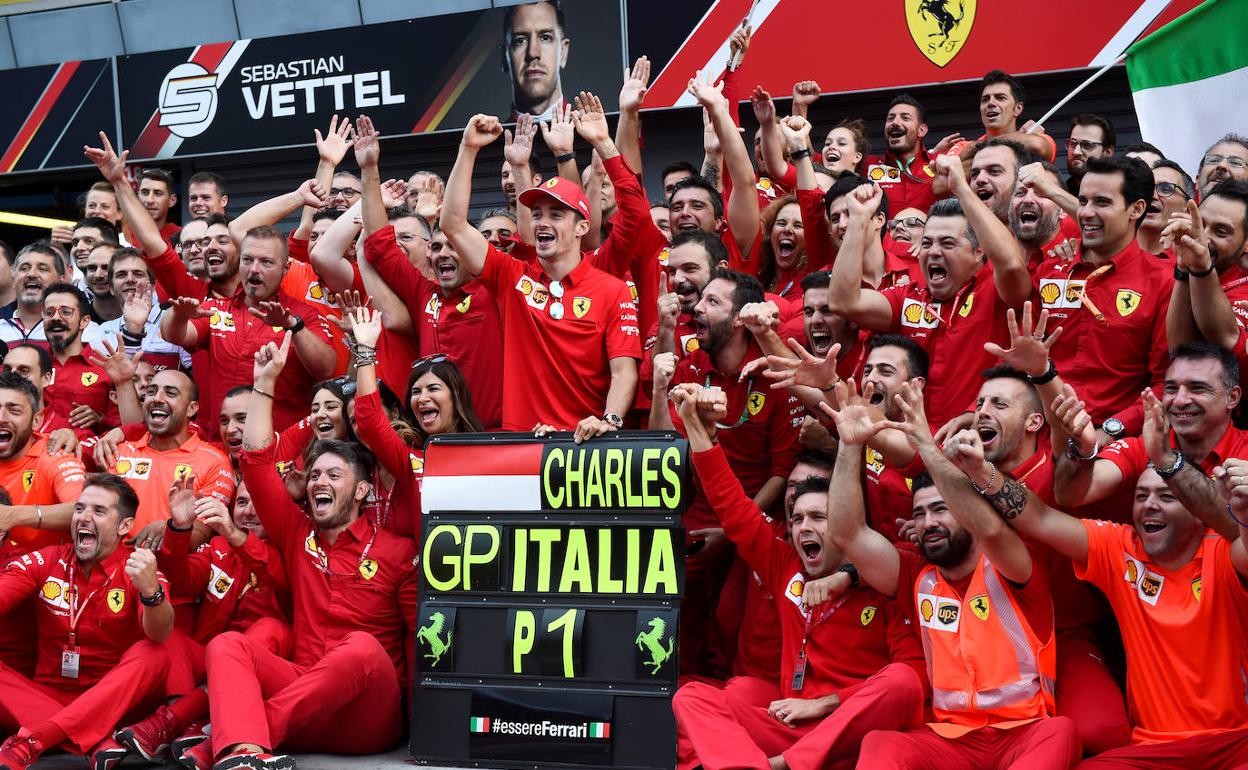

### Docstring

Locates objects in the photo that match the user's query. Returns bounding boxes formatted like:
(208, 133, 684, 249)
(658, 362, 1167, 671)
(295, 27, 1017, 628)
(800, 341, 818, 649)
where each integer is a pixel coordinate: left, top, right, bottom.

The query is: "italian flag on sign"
(1127, 0, 1248, 175)
(588, 722, 610, 739)
(469, 716, 490, 733)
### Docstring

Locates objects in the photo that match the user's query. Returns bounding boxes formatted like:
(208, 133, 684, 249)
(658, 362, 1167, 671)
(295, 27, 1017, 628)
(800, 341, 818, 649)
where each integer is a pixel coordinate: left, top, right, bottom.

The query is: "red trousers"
(165, 618, 293, 697)
(859, 717, 1082, 770)
(1056, 629, 1131, 755)
(673, 663, 926, 770)
(0, 640, 169, 753)
(1075, 728, 1248, 769)
(205, 630, 401, 757)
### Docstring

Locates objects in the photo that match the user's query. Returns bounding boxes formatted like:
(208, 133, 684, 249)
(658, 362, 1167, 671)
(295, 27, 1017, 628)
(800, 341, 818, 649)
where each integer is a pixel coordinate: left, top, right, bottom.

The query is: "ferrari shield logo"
(81, 372, 99, 387)
(456, 295, 472, 314)
(1116, 289, 1142, 317)
(747, 391, 766, 416)
(905, 0, 976, 67)
(1191, 577, 1202, 602)
(573, 297, 592, 318)
(359, 558, 379, 580)
(860, 605, 877, 626)
(107, 589, 126, 613)
(970, 594, 990, 621)
(21, 470, 34, 491)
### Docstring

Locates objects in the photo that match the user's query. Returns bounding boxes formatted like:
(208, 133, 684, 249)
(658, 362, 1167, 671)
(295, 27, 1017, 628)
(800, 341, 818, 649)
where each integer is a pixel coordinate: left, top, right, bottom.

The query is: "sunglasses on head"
(411, 354, 448, 369)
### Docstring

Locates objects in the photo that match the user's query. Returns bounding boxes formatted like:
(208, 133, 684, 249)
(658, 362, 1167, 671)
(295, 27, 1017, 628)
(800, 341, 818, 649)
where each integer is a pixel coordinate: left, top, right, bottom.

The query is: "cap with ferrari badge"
(518, 177, 591, 219)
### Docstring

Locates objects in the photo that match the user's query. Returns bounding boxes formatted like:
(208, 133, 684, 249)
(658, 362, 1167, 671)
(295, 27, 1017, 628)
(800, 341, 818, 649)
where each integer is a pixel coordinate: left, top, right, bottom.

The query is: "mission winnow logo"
(469, 716, 611, 739)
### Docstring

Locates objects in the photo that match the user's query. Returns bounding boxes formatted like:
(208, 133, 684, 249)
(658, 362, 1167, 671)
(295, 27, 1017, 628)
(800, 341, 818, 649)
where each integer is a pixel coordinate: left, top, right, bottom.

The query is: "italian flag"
(588, 721, 610, 739)
(469, 717, 490, 733)
(1127, 0, 1248, 175)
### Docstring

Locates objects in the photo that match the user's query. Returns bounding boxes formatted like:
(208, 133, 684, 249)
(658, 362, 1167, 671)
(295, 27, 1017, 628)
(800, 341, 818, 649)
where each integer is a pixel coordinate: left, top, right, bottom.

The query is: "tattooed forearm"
(985, 476, 1029, 520)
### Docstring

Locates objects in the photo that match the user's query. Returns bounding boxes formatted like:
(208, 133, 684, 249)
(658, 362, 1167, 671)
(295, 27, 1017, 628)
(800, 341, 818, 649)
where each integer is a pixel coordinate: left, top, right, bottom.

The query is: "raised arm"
(1213, 460, 1248, 576)
(932, 154, 1031, 306)
(614, 56, 650, 176)
(126, 547, 173, 641)
(1168, 201, 1241, 348)
(1017, 162, 1079, 219)
(159, 297, 211, 350)
(353, 115, 390, 238)
(296, 115, 354, 239)
(308, 200, 364, 293)
(886, 381, 1034, 585)
(505, 114, 540, 244)
(689, 73, 760, 255)
(241, 332, 289, 453)
(1050, 384, 1126, 506)
(86, 334, 144, 426)
(824, 382, 902, 598)
(84, 133, 165, 257)
(440, 115, 502, 278)
(827, 184, 895, 330)
(752, 87, 789, 184)
(230, 179, 329, 247)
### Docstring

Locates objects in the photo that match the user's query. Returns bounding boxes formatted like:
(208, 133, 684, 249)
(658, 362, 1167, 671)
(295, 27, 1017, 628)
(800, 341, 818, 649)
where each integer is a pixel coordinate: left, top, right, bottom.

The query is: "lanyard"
(310, 521, 378, 578)
(792, 592, 850, 691)
(1223, 274, 1248, 293)
(1073, 263, 1114, 322)
(65, 560, 115, 646)
(704, 374, 754, 429)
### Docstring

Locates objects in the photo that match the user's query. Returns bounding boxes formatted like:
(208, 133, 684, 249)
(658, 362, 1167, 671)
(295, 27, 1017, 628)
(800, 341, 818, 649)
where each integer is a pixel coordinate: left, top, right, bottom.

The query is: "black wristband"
(139, 585, 166, 607)
(287, 316, 306, 334)
(555, 152, 576, 164)
(166, 517, 193, 533)
(1188, 263, 1216, 278)
(1173, 266, 1190, 282)
(1025, 360, 1058, 385)
(836, 564, 859, 588)
(790, 148, 812, 160)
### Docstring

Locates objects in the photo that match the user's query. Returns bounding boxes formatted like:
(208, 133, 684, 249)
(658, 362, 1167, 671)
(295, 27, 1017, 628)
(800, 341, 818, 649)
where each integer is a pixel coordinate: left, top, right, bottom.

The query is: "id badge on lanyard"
(791, 594, 849, 691)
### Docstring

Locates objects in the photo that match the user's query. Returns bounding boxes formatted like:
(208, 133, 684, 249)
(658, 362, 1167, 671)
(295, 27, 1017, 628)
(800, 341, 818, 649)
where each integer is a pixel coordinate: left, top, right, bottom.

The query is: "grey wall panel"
(10, 4, 123, 67)
(0, 19, 15, 70)
(234, 0, 361, 38)
(363, 0, 490, 24)
(118, 0, 239, 54)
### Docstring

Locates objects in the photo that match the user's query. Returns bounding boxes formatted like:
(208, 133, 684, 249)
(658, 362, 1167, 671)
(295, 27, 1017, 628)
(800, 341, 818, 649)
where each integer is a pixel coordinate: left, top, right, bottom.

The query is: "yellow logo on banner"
(1116, 289, 1142, 317)
(905, 0, 976, 67)
(107, 589, 126, 613)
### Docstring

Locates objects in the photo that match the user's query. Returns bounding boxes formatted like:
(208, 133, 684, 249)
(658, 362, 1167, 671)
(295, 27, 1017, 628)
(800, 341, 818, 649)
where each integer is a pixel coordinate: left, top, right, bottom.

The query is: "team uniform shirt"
(694, 446, 926, 699)
(109, 432, 235, 533)
(37, 408, 74, 437)
(354, 391, 424, 542)
(864, 446, 917, 547)
(187, 288, 334, 435)
(1076, 521, 1248, 744)
(159, 526, 290, 644)
(364, 227, 504, 430)
(671, 341, 802, 528)
(879, 262, 1020, 429)
(475, 244, 640, 431)
(99, 302, 192, 373)
(239, 442, 419, 684)
(1033, 241, 1172, 433)
(863, 147, 939, 214)
(0, 437, 86, 551)
(0, 544, 169, 688)
(45, 352, 119, 437)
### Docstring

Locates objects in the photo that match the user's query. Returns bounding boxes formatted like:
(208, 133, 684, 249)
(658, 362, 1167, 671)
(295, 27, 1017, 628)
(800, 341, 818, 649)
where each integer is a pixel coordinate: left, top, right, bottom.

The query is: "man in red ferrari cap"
(441, 104, 641, 437)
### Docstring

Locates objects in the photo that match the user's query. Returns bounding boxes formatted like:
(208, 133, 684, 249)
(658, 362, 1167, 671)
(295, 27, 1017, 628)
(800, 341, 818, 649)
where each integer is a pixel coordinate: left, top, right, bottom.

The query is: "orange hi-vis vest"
(915, 555, 1057, 738)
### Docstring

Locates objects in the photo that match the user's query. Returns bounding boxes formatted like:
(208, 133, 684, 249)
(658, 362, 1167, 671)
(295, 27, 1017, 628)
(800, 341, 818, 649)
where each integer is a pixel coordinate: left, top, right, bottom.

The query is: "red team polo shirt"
(0, 437, 86, 551)
(0, 544, 169, 688)
(1033, 242, 1173, 433)
(186, 289, 334, 435)
(863, 147, 939, 215)
(474, 244, 640, 431)
(353, 391, 424, 542)
(46, 352, 118, 437)
(879, 263, 1019, 430)
(363, 227, 504, 430)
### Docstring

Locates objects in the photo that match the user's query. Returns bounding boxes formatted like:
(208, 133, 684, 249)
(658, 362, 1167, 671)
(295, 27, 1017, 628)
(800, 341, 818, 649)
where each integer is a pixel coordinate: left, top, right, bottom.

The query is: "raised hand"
(933, 153, 968, 193)
(1051, 383, 1097, 455)
(817, 378, 885, 446)
(125, 548, 161, 596)
(169, 296, 212, 322)
(656, 272, 680, 330)
(727, 22, 752, 66)
(652, 351, 677, 392)
(791, 80, 821, 113)
(764, 337, 840, 391)
(702, 109, 721, 156)
(779, 115, 812, 153)
(571, 92, 611, 146)
(942, 428, 988, 477)
(83, 131, 128, 183)
(983, 302, 1062, 378)
(931, 132, 964, 156)
(1141, 389, 1174, 469)
(381, 178, 410, 210)
(1163, 199, 1212, 273)
(846, 182, 883, 222)
(540, 103, 576, 157)
(738, 301, 779, 336)
(1017, 162, 1060, 200)
(247, 301, 296, 330)
(315, 114, 354, 166)
(352, 115, 380, 169)
(297, 178, 330, 209)
(750, 86, 776, 125)
(462, 115, 503, 149)
(1213, 458, 1248, 516)
(687, 71, 728, 113)
(618, 56, 651, 112)
(122, 289, 154, 332)
(167, 470, 198, 530)
(347, 305, 383, 349)
(878, 380, 936, 451)
(86, 333, 144, 385)
(253, 331, 292, 384)
(505, 114, 538, 168)
(196, 497, 246, 547)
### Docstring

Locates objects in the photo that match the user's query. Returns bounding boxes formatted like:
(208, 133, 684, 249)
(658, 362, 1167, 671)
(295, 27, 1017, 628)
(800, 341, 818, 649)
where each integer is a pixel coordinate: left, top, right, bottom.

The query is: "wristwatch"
(139, 585, 166, 607)
(1101, 418, 1126, 440)
(286, 316, 306, 335)
(835, 563, 860, 589)
(602, 413, 623, 429)
(1154, 451, 1186, 479)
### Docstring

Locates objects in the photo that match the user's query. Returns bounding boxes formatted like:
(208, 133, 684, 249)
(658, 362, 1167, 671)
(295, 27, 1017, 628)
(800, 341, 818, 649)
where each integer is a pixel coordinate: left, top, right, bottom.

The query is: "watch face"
(1103, 418, 1125, 436)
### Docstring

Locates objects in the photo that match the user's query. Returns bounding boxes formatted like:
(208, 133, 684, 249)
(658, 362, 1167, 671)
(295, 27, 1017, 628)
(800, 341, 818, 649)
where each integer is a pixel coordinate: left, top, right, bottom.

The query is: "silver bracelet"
(968, 463, 997, 495)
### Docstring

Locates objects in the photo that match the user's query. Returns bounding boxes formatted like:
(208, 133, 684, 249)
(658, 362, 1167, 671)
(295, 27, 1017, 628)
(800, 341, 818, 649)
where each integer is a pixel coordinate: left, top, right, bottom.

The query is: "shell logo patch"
(359, 558, 379, 580)
(865, 447, 885, 474)
(867, 164, 902, 183)
(900, 298, 939, 329)
(970, 594, 990, 621)
(573, 297, 592, 318)
(209, 311, 236, 332)
(627, 280, 638, 301)
(919, 597, 934, 623)
(747, 392, 766, 416)
(1116, 289, 1142, 317)
(783, 573, 809, 616)
(758, 177, 773, 190)
(40, 578, 69, 609)
(1124, 556, 1142, 586)
(21, 470, 34, 491)
(410, 454, 425, 475)
(107, 589, 126, 613)
(658, 248, 670, 267)
(682, 335, 699, 353)
(115, 459, 132, 476)
(923, 164, 934, 177)
(516, 277, 534, 297)
(917, 592, 960, 631)
(304, 533, 320, 560)
(860, 605, 877, 626)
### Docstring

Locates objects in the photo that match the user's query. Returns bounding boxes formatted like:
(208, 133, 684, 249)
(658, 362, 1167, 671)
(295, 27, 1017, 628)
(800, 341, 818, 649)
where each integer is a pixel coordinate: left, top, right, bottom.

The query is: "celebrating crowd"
(0, 3, 1245, 769)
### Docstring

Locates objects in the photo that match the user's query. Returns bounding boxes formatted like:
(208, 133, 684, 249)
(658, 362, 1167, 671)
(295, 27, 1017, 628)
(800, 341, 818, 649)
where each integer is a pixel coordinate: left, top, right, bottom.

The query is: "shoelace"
(2, 735, 39, 763)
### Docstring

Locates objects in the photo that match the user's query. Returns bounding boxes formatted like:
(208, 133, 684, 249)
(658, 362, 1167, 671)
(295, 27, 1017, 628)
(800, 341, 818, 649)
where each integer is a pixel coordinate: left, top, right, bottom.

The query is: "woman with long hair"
(756, 194, 807, 300)
(348, 307, 483, 542)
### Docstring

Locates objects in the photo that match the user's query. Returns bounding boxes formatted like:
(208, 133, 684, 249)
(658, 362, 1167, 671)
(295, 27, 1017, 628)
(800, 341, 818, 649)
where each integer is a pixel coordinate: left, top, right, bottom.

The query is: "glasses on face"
(330, 187, 362, 198)
(1154, 182, 1190, 200)
(191, 235, 233, 249)
(42, 306, 76, 320)
(1066, 139, 1105, 153)
(411, 354, 447, 369)
(888, 217, 926, 231)
(1203, 154, 1248, 170)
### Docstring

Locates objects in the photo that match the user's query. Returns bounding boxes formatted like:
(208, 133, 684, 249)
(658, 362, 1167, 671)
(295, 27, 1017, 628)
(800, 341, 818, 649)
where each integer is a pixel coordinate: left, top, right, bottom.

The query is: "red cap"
(519, 177, 591, 219)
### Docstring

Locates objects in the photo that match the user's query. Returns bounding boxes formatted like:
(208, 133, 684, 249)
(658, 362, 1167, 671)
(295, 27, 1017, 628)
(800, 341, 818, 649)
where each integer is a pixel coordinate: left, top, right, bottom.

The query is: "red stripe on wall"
(0, 61, 80, 173)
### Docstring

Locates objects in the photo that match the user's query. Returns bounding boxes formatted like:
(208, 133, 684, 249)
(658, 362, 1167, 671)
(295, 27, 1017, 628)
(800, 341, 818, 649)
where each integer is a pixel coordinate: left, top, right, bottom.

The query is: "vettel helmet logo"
(159, 63, 220, 138)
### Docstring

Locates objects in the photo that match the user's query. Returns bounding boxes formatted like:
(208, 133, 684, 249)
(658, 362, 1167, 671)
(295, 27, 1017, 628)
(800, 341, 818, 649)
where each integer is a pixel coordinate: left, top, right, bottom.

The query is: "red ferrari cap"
(519, 176, 591, 219)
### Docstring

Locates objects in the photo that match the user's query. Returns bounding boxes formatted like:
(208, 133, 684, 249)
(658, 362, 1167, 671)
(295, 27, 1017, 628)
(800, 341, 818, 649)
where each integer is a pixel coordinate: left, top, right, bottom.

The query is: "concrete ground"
(33, 747, 430, 768)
